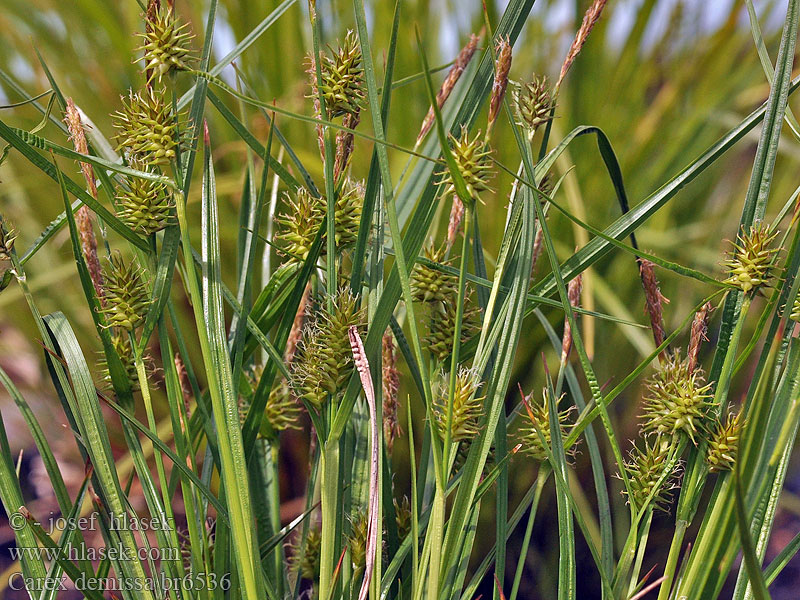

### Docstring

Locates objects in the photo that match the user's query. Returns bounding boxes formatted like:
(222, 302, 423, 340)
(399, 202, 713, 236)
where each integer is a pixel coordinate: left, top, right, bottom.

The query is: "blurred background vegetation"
(1, 0, 800, 597)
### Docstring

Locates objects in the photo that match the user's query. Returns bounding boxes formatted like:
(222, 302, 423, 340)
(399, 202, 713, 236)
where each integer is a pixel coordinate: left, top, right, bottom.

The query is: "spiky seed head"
(291, 289, 365, 409)
(275, 187, 324, 263)
(432, 368, 484, 441)
(112, 87, 185, 166)
(411, 242, 458, 304)
(347, 510, 369, 577)
(266, 379, 303, 433)
(723, 222, 779, 293)
(136, 5, 195, 82)
(642, 352, 714, 445)
(517, 389, 573, 462)
(438, 126, 493, 204)
(317, 30, 365, 119)
(623, 434, 680, 513)
(512, 76, 555, 134)
(0, 217, 16, 261)
(706, 412, 741, 473)
(116, 168, 174, 235)
(289, 526, 321, 582)
(98, 332, 141, 391)
(427, 290, 481, 363)
(100, 253, 150, 331)
(394, 496, 412, 541)
(790, 295, 800, 322)
(334, 178, 364, 248)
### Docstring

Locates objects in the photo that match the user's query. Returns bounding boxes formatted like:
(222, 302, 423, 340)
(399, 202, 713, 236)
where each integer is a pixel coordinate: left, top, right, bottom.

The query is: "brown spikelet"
(687, 302, 712, 374)
(561, 274, 583, 363)
(488, 36, 512, 132)
(305, 54, 326, 160)
(531, 224, 544, 276)
(638, 258, 669, 358)
(174, 353, 192, 416)
(382, 330, 401, 451)
(333, 112, 360, 182)
(64, 97, 104, 303)
(446, 197, 466, 251)
(557, 0, 608, 91)
(416, 33, 480, 145)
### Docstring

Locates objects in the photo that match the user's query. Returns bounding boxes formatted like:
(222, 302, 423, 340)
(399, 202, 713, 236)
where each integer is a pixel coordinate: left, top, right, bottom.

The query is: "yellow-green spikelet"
(723, 222, 779, 293)
(0, 217, 16, 261)
(512, 76, 555, 134)
(428, 292, 481, 362)
(411, 243, 458, 304)
(432, 368, 484, 441)
(518, 390, 573, 462)
(706, 412, 741, 472)
(290, 527, 321, 582)
(275, 187, 324, 263)
(100, 254, 150, 331)
(266, 379, 303, 432)
(113, 87, 184, 166)
(116, 167, 174, 235)
(292, 289, 365, 409)
(333, 178, 363, 248)
(642, 353, 714, 445)
(98, 333, 140, 390)
(623, 435, 679, 513)
(318, 30, 365, 118)
(136, 4, 194, 82)
(438, 126, 493, 203)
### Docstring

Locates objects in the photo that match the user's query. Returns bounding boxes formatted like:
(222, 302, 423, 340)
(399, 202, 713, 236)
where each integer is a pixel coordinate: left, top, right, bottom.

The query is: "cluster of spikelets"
(289, 526, 322, 584)
(315, 30, 365, 119)
(723, 222, 779, 293)
(623, 435, 682, 513)
(438, 126, 494, 204)
(275, 180, 364, 263)
(135, 4, 195, 83)
(291, 289, 365, 410)
(432, 368, 484, 442)
(240, 366, 302, 438)
(110, 2, 195, 236)
(517, 389, 574, 462)
(410, 242, 481, 362)
(641, 352, 715, 445)
(347, 498, 412, 579)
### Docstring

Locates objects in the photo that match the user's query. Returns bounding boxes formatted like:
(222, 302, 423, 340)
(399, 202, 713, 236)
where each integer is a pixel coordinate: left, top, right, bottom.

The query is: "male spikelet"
(432, 368, 484, 442)
(723, 222, 779, 293)
(100, 253, 150, 331)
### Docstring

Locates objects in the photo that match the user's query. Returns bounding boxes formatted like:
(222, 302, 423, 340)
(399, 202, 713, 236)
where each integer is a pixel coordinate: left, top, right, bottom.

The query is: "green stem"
(319, 441, 340, 600)
(509, 467, 549, 600)
(657, 519, 688, 600)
